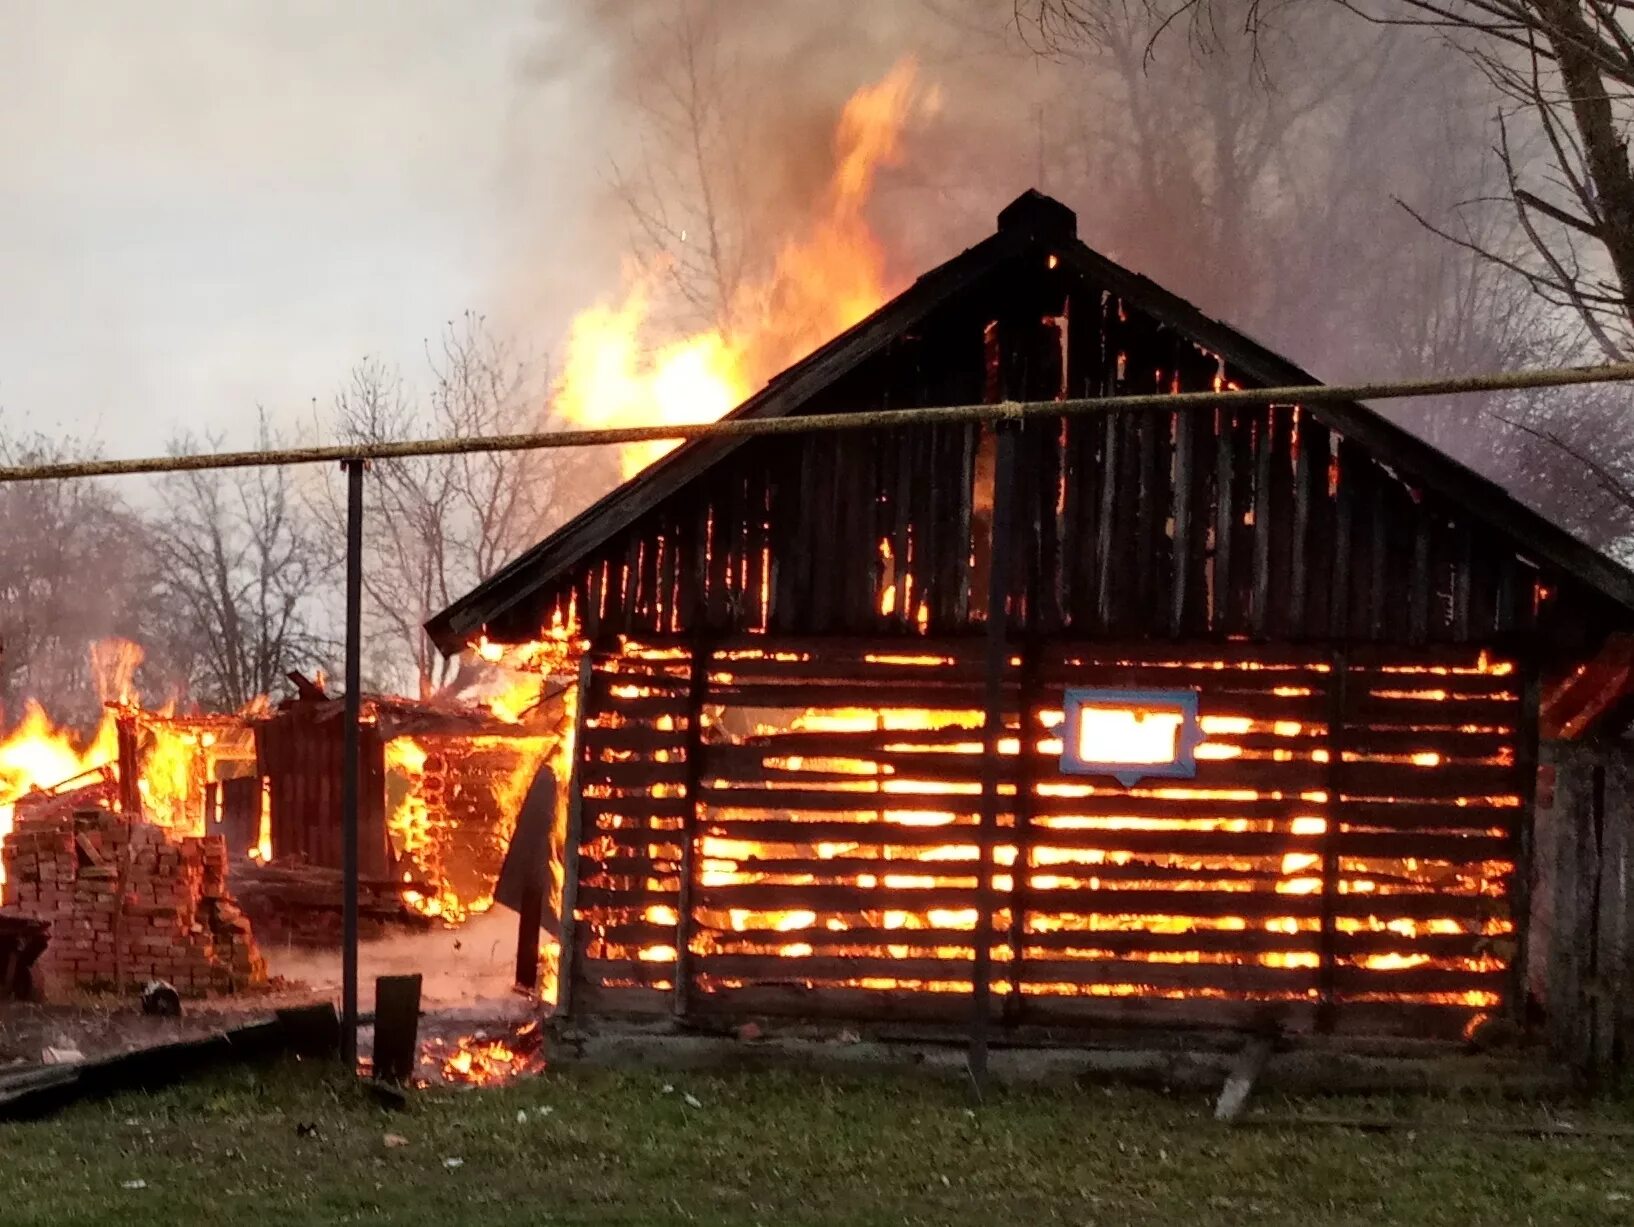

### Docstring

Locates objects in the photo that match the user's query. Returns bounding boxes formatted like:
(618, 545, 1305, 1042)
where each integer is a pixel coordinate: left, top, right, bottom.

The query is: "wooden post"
(673, 641, 711, 1018)
(372, 974, 422, 1084)
(970, 424, 1018, 1091)
(115, 712, 142, 817)
(1512, 660, 1542, 1029)
(553, 653, 595, 1022)
(1317, 648, 1348, 1032)
(1003, 639, 1040, 1023)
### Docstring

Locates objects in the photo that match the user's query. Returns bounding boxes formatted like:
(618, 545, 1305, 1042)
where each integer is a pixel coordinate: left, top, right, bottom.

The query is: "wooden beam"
(552, 654, 595, 1022)
(970, 425, 1019, 1092)
(673, 642, 711, 1019)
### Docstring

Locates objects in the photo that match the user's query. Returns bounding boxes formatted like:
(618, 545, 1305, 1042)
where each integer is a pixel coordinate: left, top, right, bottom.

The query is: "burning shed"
(429, 191, 1634, 1061)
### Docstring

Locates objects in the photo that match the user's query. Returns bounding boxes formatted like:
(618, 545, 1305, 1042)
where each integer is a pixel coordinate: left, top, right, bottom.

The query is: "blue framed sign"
(1059, 688, 1202, 786)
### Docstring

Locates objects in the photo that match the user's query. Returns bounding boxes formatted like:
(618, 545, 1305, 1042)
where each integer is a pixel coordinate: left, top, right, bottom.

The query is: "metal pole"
(340, 458, 365, 1069)
(4, 360, 1634, 485)
(970, 425, 1018, 1094)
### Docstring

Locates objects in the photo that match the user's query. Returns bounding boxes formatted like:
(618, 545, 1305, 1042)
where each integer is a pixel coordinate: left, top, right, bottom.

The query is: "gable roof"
(426, 189, 1634, 653)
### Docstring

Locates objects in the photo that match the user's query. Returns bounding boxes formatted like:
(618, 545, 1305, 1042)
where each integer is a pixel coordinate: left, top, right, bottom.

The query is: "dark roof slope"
(427, 189, 1634, 653)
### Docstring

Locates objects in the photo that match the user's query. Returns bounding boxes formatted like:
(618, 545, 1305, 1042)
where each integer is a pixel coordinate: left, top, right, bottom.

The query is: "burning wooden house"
(237, 682, 561, 941)
(433, 190, 1633, 1066)
(0, 671, 563, 995)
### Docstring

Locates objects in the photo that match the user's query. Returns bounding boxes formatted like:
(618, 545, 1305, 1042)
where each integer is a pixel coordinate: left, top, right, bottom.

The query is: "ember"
(417, 1019, 545, 1087)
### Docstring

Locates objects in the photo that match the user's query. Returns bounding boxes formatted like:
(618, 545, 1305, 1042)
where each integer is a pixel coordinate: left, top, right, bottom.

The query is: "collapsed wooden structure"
(108, 686, 560, 943)
(429, 191, 1634, 1065)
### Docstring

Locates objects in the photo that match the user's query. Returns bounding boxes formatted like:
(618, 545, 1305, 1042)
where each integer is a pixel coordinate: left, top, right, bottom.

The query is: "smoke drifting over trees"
(522, 0, 1634, 542)
(8, 0, 1634, 721)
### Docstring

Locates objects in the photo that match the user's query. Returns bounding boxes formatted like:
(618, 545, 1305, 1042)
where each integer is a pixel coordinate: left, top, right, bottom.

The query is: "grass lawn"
(1, 1060, 1631, 1226)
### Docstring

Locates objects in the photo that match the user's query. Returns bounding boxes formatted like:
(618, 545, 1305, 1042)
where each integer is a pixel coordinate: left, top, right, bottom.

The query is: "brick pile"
(0, 804, 267, 996)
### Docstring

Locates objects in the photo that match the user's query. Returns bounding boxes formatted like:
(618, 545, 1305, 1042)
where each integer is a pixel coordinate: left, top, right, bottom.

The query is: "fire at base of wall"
(0, 805, 267, 997)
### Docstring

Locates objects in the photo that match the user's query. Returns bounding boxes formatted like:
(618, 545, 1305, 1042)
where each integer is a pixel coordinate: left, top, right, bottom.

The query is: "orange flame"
(553, 58, 930, 477)
(0, 702, 119, 891)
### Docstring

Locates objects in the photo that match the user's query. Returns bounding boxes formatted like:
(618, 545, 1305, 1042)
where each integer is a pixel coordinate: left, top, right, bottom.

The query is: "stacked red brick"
(0, 804, 266, 995)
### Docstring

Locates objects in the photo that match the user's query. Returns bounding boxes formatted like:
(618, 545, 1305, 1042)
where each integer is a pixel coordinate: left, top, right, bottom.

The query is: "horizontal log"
(592, 695, 694, 719)
(1028, 794, 1305, 821)
(710, 658, 988, 685)
(583, 726, 690, 753)
(1019, 927, 1321, 955)
(700, 787, 988, 816)
(699, 817, 986, 844)
(685, 983, 979, 1025)
(577, 960, 676, 990)
(685, 857, 1304, 889)
(701, 745, 1330, 792)
(1332, 965, 1509, 994)
(570, 982, 673, 1018)
(1034, 665, 1332, 694)
(690, 927, 983, 951)
(1331, 831, 1512, 861)
(1334, 930, 1504, 957)
(588, 855, 687, 877)
(577, 885, 682, 909)
(680, 634, 1339, 670)
(695, 882, 981, 911)
(1340, 728, 1511, 757)
(712, 728, 997, 755)
(584, 922, 682, 946)
(709, 683, 994, 710)
(1338, 802, 1519, 832)
(1017, 957, 1314, 994)
(689, 954, 976, 983)
(1018, 826, 1511, 863)
(1343, 695, 1519, 725)
(1008, 887, 1508, 923)
(1016, 996, 1318, 1032)
(581, 761, 689, 787)
(586, 797, 689, 821)
(1333, 763, 1519, 801)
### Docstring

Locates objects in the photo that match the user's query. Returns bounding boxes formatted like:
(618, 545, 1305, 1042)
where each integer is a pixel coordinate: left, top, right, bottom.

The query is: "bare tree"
(1021, 1, 1634, 355)
(1004, 1, 1634, 547)
(149, 412, 331, 711)
(608, 0, 759, 335)
(0, 429, 172, 723)
(326, 314, 600, 698)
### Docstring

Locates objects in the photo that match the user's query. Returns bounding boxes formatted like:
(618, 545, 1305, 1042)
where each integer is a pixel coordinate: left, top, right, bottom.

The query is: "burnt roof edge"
(427, 188, 1634, 654)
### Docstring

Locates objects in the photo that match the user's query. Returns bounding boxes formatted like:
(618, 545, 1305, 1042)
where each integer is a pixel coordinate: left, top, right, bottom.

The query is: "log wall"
(565, 638, 1531, 1040)
(1534, 741, 1634, 1073)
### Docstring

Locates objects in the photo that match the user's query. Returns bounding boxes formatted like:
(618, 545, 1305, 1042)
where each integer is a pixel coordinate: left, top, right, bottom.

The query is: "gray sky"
(0, 1, 616, 454)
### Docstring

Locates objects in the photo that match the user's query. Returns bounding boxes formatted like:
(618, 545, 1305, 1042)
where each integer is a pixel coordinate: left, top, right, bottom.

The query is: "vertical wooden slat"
(1169, 409, 1193, 637)
(971, 426, 1019, 1088)
(1250, 409, 1274, 636)
(1511, 659, 1541, 1031)
(1211, 408, 1232, 630)
(1004, 641, 1041, 1021)
(1133, 407, 1158, 622)
(1289, 411, 1315, 635)
(953, 422, 978, 627)
(1266, 407, 1296, 636)
(1318, 648, 1348, 1032)
(1368, 476, 1388, 641)
(553, 653, 595, 1021)
(1409, 519, 1432, 645)
(1331, 439, 1354, 640)
(672, 643, 709, 1019)
(1095, 413, 1120, 631)
(1453, 520, 1474, 641)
